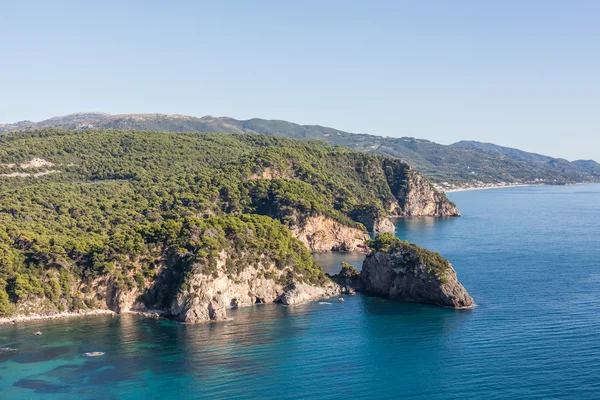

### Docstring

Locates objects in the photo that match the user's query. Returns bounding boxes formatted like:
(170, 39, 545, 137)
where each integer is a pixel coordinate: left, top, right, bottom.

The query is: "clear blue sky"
(1, 0, 598, 161)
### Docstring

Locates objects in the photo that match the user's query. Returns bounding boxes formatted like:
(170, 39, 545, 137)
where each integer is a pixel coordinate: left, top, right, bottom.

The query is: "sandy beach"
(443, 183, 543, 193)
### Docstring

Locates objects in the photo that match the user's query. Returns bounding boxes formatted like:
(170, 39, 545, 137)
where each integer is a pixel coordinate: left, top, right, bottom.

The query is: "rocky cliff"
(329, 262, 361, 294)
(113, 215, 345, 322)
(341, 233, 473, 308)
(391, 170, 461, 218)
(157, 252, 340, 323)
(0, 215, 343, 324)
(291, 216, 369, 252)
(349, 206, 397, 234)
(236, 152, 459, 247)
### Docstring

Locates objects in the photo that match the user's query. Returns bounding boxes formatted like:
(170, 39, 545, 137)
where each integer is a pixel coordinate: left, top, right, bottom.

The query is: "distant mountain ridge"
(1, 112, 598, 188)
(571, 159, 600, 177)
(451, 140, 555, 163)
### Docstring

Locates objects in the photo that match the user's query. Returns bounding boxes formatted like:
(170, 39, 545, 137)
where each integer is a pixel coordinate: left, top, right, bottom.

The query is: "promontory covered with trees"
(0, 129, 464, 321)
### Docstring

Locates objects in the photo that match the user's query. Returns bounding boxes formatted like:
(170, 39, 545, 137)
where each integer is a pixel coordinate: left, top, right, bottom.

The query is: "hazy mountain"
(1, 112, 597, 188)
(451, 140, 555, 163)
(572, 160, 600, 179)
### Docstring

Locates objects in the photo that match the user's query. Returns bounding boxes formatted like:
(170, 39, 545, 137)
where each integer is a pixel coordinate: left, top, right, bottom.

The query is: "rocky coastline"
(0, 161, 467, 324)
(330, 233, 473, 309)
(0, 229, 473, 325)
(291, 216, 369, 252)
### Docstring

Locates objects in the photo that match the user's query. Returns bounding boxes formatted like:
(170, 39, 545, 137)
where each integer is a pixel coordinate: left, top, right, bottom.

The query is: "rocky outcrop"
(393, 170, 461, 217)
(276, 281, 340, 305)
(329, 233, 473, 308)
(2, 257, 340, 324)
(372, 217, 396, 234)
(105, 277, 144, 313)
(291, 215, 369, 252)
(350, 209, 396, 234)
(359, 234, 472, 308)
(151, 251, 341, 323)
(329, 262, 362, 294)
(247, 166, 290, 180)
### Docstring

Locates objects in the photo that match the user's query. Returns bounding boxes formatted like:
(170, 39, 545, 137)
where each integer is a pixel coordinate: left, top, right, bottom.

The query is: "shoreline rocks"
(329, 262, 362, 294)
(158, 251, 342, 323)
(1, 231, 473, 326)
(331, 233, 473, 309)
(359, 234, 473, 308)
(276, 281, 340, 306)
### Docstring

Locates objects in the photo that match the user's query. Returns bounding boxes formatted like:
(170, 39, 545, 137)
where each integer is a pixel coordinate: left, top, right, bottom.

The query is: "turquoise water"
(2, 184, 600, 399)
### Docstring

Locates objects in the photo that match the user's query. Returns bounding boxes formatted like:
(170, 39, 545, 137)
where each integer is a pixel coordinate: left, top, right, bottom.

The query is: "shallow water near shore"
(2, 184, 600, 399)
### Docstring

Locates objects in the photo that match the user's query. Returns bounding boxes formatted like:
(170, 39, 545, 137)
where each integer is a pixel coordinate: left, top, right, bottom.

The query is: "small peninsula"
(0, 129, 462, 322)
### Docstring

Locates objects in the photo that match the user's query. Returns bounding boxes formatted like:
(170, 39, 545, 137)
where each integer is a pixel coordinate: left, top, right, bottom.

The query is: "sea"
(1, 184, 600, 399)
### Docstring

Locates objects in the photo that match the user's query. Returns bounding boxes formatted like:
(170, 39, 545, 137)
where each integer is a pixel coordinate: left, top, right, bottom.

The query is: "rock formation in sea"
(331, 233, 473, 308)
(329, 262, 362, 294)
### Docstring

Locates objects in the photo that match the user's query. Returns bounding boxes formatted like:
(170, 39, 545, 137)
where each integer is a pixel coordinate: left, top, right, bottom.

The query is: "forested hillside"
(2, 113, 596, 187)
(0, 129, 454, 317)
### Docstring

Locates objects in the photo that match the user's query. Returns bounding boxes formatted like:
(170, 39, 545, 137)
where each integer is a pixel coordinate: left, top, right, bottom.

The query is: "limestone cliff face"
(358, 235, 472, 308)
(167, 260, 281, 323)
(392, 170, 461, 217)
(291, 216, 369, 253)
(350, 211, 396, 234)
(372, 217, 396, 234)
(147, 252, 340, 323)
(276, 281, 340, 305)
(105, 278, 140, 313)
(95, 252, 341, 324)
(4, 257, 340, 324)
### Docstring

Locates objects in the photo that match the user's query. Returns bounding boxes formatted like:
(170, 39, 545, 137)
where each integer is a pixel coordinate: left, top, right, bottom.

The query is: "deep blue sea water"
(2, 184, 600, 399)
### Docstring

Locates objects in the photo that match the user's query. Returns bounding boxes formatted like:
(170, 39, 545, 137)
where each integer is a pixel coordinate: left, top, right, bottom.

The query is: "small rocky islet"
(333, 233, 473, 309)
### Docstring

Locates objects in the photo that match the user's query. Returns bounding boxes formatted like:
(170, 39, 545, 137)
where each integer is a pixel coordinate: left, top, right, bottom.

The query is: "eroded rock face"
(373, 218, 396, 234)
(393, 171, 461, 217)
(168, 265, 282, 323)
(351, 211, 396, 234)
(291, 215, 369, 253)
(105, 277, 145, 313)
(158, 252, 340, 323)
(276, 281, 340, 306)
(360, 247, 473, 308)
(329, 263, 362, 294)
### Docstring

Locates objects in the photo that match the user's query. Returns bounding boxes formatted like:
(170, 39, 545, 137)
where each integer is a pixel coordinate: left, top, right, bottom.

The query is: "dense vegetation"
(0, 129, 417, 315)
(139, 214, 328, 310)
(367, 233, 450, 282)
(3, 112, 597, 185)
